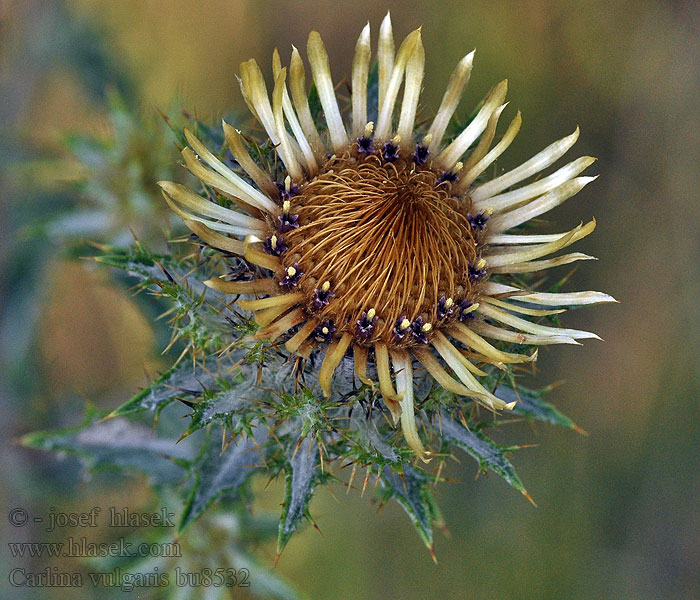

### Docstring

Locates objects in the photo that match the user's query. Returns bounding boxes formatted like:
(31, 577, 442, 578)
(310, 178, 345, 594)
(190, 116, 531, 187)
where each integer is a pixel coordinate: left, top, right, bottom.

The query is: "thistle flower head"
(159, 14, 614, 460)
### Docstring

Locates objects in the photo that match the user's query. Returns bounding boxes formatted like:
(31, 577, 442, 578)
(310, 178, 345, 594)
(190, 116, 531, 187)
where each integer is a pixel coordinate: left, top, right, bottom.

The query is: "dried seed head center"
(280, 152, 480, 346)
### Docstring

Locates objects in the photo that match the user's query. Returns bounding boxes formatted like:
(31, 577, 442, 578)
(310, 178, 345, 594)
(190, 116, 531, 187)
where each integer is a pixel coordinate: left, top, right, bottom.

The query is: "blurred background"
(1, 0, 698, 598)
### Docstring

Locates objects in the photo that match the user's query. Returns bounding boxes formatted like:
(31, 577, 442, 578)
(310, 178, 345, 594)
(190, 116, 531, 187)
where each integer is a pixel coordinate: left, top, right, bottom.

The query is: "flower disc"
(280, 152, 480, 347)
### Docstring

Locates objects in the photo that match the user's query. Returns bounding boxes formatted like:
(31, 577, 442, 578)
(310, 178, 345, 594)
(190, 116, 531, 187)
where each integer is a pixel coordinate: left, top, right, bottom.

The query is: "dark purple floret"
(468, 212, 490, 231)
(312, 286, 335, 311)
(410, 316, 430, 344)
(437, 170, 459, 184)
(393, 316, 410, 342)
(314, 321, 336, 344)
(356, 311, 378, 340)
(277, 212, 299, 233)
(382, 140, 400, 162)
(280, 264, 303, 289)
(437, 296, 454, 320)
(413, 144, 430, 164)
(263, 235, 288, 256)
(468, 261, 487, 282)
(275, 180, 300, 201)
(356, 135, 374, 154)
(458, 300, 476, 321)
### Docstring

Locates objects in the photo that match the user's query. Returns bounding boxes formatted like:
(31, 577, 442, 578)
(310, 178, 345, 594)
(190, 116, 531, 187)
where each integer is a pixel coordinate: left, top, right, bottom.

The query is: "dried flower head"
(159, 14, 614, 460)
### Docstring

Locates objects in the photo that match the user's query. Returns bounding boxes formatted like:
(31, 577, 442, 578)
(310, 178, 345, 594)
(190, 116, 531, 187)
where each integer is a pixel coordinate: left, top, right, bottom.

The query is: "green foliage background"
(1, 1, 698, 599)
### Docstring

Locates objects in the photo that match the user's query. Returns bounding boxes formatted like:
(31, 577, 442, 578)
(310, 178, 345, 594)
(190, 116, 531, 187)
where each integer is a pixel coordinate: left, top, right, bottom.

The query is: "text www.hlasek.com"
(8, 537, 181, 558)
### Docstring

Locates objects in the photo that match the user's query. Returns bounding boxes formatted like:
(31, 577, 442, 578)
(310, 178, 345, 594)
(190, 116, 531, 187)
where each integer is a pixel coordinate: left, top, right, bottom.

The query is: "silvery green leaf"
(496, 384, 580, 431)
(94, 244, 170, 281)
(439, 410, 529, 498)
(178, 430, 261, 533)
(351, 413, 398, 462)
(22, 408, 197, 485)
(380, 465, 439, 555)
(277, 436, 320, 554)
(95, 245, 211, 297)
(110, 356, 221, 417)
(187, 384, 254, 434)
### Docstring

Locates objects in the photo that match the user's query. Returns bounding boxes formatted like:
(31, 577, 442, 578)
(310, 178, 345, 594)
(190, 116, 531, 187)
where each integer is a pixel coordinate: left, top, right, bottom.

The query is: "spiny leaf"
(96, 243, 233, 355)
(379, 465, 439, 557)
(186, 383, 255, 435)
(94, 243, 217, 299)
(22, 407, 197, 485)
(439, 411, 529, 498)
(95, 242, 217, 298)
(93, 244, 168, 280)
(178, 430, 262, 533)
(496, 383, 580, 431)
(277, 436, 321, 555)
(351, 412, 399, 463)
(109, 356, 221, 417)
